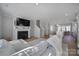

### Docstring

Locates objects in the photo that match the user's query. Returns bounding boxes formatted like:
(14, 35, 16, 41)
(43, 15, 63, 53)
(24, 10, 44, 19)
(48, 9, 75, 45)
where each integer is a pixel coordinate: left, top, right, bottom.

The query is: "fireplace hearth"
(17, 31, 28, 39)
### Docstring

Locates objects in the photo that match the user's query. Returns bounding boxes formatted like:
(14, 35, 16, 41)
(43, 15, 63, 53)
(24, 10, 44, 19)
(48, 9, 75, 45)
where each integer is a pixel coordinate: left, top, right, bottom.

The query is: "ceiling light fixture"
(36, 3, 38, 6)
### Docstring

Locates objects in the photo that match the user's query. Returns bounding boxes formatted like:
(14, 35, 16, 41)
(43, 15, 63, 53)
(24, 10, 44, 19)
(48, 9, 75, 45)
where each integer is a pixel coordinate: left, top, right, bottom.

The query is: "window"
(62, 26, 66, 31)
(66, 26, 71, 31)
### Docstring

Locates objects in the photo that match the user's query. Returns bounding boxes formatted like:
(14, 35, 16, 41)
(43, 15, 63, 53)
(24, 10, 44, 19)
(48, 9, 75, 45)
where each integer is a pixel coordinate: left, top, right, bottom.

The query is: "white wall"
(0, 3, 79, 39)
(0, 16, 2, 38)
(0, 5, 3, 38)
(2, 12, 14, 39)
(1, 3, 79, 24)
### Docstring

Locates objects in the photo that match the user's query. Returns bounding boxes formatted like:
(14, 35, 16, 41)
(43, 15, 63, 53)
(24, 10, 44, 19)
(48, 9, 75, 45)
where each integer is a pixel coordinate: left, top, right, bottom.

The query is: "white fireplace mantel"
(13, 25, 30, 40)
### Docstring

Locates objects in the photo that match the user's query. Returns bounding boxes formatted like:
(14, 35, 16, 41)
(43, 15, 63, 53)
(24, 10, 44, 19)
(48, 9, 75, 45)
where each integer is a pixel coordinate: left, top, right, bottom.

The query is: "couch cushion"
(9, 39, 30, 52)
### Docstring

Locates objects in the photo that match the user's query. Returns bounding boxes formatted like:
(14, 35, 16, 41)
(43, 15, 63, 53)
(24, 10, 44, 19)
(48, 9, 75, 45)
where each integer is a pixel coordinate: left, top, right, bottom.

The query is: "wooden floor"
(68, 49, 76, 56)
(68, 40, 77, 56)
(25, 35, 49, 42)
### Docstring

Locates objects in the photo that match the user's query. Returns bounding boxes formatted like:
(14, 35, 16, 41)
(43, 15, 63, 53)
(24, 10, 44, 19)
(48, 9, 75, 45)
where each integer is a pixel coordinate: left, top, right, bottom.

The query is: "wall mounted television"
(16, 18, 30, 26)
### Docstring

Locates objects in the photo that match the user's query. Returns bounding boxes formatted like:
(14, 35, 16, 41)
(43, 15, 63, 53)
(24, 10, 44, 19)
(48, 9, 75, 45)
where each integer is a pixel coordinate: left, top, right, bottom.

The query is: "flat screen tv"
(16, 18, 30, 26)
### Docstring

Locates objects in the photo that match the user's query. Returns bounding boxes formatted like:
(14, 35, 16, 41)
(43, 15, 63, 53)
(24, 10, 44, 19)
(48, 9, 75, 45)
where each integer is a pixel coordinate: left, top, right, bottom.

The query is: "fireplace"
(17, 31, 28, 39)
(13, 18, 30, 40)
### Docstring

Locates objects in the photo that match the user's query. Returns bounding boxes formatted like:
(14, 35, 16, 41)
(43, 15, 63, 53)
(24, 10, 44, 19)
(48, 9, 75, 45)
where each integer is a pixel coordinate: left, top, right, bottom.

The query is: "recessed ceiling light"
(36, 3, 38, 6)
(5, 4, 8, 7)
(65, 13, 68, 16)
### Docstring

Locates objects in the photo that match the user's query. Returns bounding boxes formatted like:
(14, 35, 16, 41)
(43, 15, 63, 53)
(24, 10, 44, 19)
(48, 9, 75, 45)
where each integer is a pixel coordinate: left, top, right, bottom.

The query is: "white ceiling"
(0, 3, 79, 24)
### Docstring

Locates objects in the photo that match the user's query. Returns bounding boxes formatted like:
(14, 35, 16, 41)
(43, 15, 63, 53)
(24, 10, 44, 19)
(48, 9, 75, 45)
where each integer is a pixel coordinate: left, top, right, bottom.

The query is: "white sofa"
(47, 30, 64, 56)
(11, 40, 56, 56)
(0, 39, 15, 56)
(9, 39, 30, 52)
(0, 38, 59, 56)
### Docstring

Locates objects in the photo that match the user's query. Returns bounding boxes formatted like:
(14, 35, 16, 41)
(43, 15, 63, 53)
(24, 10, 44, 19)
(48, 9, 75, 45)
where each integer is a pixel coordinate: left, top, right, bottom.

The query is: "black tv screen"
(16, 18, 30, 26)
